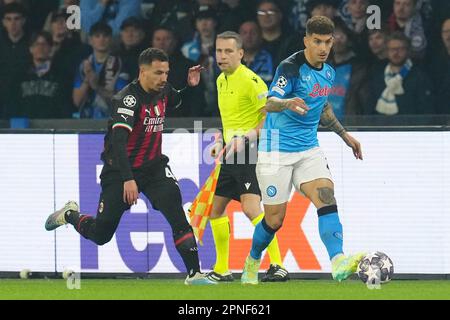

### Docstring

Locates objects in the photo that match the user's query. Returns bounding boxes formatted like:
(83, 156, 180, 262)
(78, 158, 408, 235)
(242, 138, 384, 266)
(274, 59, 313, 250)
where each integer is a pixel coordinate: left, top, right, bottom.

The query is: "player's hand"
(123, 180, 138, 205)
(285, 97, 310, 116)
(210, 141, 223, 158)
(187, 65, 205, 87)
(342, 132, 363, 160)
(224, 136, 246, 160)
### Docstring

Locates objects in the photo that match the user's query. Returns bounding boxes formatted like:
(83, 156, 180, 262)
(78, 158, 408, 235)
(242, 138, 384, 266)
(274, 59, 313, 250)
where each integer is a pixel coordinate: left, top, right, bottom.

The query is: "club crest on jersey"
(326, 70, 332, 80)
(123, 95, 136, 108)
(276, 76, 288, 88)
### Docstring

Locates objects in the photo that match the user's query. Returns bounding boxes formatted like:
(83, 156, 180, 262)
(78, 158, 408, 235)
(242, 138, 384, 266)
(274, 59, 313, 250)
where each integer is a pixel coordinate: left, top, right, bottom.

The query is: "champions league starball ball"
(357, 251, 394, 285)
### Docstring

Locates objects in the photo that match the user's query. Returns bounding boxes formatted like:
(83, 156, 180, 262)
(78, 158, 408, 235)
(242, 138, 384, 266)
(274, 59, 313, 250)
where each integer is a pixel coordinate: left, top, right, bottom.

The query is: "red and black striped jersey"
(101, 79, 181, 181)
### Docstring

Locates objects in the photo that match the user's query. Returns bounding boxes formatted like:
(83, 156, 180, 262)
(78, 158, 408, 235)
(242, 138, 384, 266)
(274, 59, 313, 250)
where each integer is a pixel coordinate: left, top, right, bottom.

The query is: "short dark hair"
(386, 31, 411, 50)
(306, 15, 335, 35)
(333, 17, 354, 45)
(120, 16, 144, 31)
(257, 0, 281, 10)
(49, 9, 69, 23)
(368, 23, 390, 37)
(30, 31, 53, 47)
(216, 31, 243, 49)
(1, 3, 27, 18)
(89, 21, 112, 37)
(307, 0, 339, 13)
(152, 25, 176, 37)
(138, 47, 169, 66)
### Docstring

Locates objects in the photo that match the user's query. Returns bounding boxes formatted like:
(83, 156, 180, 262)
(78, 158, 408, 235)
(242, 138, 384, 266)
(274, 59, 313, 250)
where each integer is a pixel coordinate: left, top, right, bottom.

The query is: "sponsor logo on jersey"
(309, 84, 331, 98)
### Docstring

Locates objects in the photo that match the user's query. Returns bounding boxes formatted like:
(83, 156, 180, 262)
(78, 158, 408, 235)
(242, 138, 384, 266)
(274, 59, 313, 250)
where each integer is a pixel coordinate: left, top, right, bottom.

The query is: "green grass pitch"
(0, 279, 449, 300)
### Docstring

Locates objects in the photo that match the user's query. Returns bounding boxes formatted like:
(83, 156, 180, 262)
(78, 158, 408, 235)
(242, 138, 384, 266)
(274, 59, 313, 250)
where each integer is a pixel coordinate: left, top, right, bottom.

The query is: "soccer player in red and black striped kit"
(45, 48, 217, 285)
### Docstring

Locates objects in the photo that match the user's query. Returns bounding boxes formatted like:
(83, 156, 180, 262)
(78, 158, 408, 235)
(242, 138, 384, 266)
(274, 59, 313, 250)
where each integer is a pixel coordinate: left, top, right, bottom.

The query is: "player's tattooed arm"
(319, 102, 346, 137)
(265, 97, 309, 115)
(321, 102, 363, 160)
(265, 97, 288, 112)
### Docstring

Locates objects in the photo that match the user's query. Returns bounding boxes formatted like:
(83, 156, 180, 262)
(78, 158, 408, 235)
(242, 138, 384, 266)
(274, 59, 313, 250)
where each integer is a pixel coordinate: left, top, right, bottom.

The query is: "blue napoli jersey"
(259, 51, 335, 152)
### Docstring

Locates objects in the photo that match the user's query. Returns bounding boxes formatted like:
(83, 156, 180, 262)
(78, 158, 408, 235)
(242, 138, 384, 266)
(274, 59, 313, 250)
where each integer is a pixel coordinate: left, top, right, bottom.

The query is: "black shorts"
(215, 163, 261, 201)
(83, 155, 189, 243)
(99, 155, 184, 219)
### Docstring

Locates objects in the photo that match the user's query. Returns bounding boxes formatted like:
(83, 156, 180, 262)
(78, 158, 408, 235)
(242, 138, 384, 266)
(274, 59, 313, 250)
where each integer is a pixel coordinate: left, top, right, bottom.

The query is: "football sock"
(210, 216, 230, 274)
(173, 227, 200, 277)
(250, 218, 276, 260)
(252, 213, 284, 267)
(318, 205, 344, 260)
(65, 210, 94, 238)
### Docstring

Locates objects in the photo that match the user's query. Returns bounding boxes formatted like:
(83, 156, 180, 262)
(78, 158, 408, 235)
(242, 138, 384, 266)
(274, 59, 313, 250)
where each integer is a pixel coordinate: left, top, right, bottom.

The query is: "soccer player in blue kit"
(241, 16, 365, 284)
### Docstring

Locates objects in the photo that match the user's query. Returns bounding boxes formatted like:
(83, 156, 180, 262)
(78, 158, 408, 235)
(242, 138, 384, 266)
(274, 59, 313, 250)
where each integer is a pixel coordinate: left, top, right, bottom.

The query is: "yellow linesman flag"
(188, 163, 221, 245)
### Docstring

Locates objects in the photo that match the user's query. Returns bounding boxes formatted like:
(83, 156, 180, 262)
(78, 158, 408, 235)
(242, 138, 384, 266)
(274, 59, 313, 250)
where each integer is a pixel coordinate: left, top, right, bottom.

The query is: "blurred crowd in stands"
(0, 0, 449, 121)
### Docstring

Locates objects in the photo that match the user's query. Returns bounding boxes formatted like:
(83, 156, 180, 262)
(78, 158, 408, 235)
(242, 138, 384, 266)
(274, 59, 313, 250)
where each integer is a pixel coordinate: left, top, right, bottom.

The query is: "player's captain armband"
(117, 107, 134, 116)
(112, 122, 133, 132)
(272, 86, 285, 96)
(257, 91, 268, 100)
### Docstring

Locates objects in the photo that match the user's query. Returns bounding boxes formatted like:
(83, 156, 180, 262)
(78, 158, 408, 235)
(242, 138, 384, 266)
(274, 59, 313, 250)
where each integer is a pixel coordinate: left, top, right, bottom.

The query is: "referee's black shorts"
(215, 139, 261, 201)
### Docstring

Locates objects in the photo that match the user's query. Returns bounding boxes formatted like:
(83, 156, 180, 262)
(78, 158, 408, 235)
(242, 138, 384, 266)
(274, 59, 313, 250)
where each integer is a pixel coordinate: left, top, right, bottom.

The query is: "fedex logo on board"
(77, 134, 320, 273)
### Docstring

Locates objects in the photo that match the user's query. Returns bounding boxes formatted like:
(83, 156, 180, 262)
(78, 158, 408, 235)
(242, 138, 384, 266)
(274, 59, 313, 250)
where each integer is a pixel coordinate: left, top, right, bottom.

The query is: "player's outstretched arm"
(320, 103, 363, 160)
(265, 97, 310, 115)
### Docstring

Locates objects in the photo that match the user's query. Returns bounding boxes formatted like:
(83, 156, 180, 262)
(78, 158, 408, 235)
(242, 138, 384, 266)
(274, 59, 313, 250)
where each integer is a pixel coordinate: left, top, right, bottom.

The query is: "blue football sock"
(250, 219, 276, 260)
(318, 205, 344, 260)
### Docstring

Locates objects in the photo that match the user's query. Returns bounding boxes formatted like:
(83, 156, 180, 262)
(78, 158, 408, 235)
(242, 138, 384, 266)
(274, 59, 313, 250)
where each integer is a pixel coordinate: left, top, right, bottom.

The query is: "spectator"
(328, 18, 368, 119)
(182, 6, 219, 116)
(113, 17, 146, 80)
(288, 0, 312, 32)
(10, 32, 71, 119)
(343, 0, 368, 34)
(72, 22, 129, 119)
(239, 20, 274, 85)
(49, 9, 90, 100)
(152, 25, 207, 117)
(0, 3, 29, 118)
(428, 18, 450, 114)
(43, 0, 79, 32)
(195, 0, 233, 31)
(256, 0, 299, 66)
(340, 0, 372, 58)
(367, 32, 433, 115)
(307, 0, 338, 20)
(388, 0, 427, 59)
(144, 0, 194, 43)
(217, 0, 254, 33)
(368, 27, 389, 67)
(80, 0, 142, 36)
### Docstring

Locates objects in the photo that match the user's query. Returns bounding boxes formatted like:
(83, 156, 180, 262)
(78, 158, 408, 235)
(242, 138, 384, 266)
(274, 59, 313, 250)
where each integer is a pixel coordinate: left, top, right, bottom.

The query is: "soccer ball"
(19, 269, 32, 279)
(357, 251, 394, 285)
(62, 269, 75, 280)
